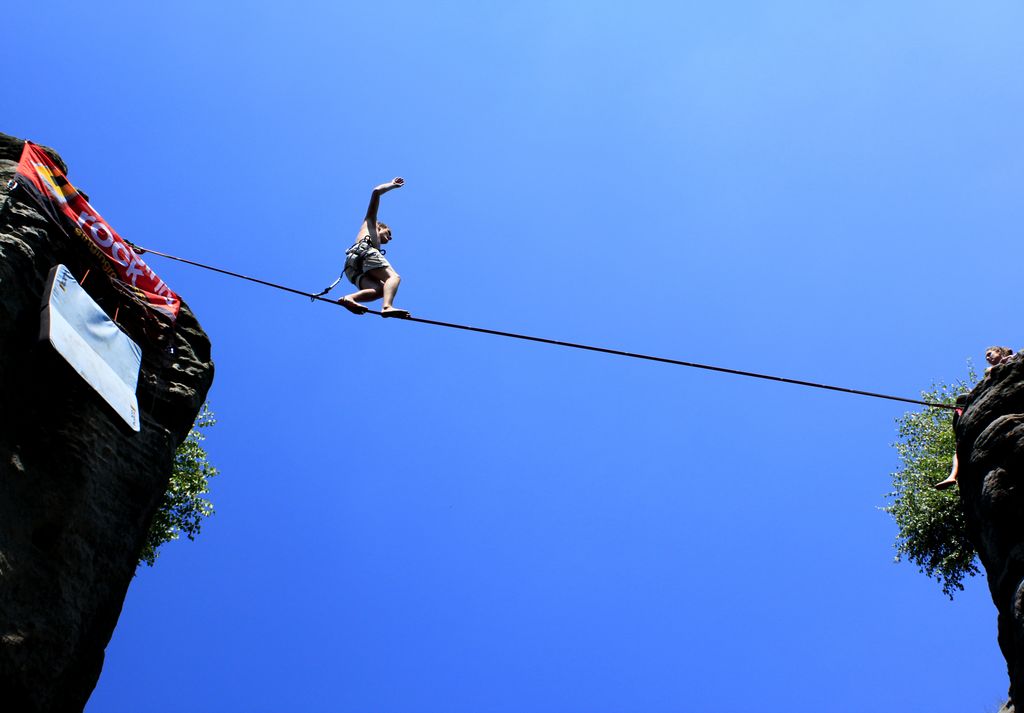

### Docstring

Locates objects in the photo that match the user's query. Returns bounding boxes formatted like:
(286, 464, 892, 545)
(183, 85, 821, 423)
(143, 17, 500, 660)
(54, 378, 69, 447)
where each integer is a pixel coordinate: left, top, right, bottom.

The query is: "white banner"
(40, 265, 143, 431)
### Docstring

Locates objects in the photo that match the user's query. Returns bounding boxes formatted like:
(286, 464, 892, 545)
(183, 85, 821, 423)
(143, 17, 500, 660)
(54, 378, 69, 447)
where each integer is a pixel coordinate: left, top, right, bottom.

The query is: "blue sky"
(7, 1, 1024, 711)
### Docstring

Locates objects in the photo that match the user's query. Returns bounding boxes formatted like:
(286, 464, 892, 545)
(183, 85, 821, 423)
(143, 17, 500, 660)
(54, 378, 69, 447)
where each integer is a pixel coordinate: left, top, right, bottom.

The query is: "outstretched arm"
(364, 177, 405, 224)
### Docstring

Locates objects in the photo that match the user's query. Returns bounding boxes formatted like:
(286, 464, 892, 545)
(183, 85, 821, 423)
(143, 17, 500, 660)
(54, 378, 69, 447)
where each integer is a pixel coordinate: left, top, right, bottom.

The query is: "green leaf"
(138, 403, 219, 568)
(885, 365, 978, 599)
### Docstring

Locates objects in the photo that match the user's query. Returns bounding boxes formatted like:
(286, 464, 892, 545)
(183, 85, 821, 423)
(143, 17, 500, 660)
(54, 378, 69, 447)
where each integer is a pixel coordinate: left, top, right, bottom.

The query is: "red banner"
(15, 142, 180, 320)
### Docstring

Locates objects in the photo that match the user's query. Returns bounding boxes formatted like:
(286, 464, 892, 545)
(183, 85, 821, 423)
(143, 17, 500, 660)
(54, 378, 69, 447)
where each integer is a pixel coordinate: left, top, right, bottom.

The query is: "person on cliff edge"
(934, 346, 1017, 490)
(337, 177, 409, 318)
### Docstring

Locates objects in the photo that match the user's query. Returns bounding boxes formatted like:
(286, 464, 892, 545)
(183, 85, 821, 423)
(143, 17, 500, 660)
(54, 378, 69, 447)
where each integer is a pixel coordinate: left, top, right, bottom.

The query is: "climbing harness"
(345, 236, 385, 281)
(312, 237, 386, 300)
(133, 244, 957, 411)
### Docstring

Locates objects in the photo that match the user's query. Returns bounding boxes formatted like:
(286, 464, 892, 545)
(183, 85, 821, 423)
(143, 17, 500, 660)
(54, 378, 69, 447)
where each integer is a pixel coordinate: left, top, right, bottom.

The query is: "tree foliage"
(139, 403, 219, 567)
(885, 371, 978, 599)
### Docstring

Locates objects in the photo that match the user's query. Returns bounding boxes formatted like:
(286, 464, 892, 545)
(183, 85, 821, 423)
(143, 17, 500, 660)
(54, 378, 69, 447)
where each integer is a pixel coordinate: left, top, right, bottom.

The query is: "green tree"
(139, 403, 219, 567)
(885, 370, 978, 599)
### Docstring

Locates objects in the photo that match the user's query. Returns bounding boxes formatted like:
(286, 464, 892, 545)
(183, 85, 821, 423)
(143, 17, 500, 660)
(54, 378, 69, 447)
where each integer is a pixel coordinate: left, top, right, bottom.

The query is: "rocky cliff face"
(958, 355, 1024, 711)
(0, 132, 214, 711)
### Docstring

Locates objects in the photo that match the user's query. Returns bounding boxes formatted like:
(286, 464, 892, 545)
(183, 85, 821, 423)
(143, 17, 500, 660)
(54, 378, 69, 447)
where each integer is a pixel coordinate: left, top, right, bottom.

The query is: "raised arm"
(364, 177, 405, 225)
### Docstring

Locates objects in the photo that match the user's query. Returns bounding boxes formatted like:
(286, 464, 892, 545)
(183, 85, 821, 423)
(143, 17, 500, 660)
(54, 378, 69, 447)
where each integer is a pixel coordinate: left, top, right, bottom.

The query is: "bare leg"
(364, 267, 409, 318)
(935, 452, 959, 490)
(338, 278, 384, 314)
(351, 280, 384, 303)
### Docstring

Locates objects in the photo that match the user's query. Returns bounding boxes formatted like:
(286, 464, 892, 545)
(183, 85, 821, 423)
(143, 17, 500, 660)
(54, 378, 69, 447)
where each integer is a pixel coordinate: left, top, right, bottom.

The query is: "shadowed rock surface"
(958, 354, 1024, 713)
(0, 132, 213, 711)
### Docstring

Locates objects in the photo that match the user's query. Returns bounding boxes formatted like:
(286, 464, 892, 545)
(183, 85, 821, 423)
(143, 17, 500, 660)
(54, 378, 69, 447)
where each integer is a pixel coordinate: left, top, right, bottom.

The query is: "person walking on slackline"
(337, 177, 409, 318)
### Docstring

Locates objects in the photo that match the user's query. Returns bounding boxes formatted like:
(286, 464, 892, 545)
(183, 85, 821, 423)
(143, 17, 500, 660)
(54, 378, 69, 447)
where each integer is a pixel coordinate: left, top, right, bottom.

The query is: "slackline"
(136, 245, 956, 411)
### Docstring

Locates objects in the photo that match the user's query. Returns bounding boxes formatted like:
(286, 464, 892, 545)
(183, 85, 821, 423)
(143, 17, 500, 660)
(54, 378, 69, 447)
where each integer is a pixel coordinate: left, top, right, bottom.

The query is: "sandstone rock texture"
(0, 132, 213, 711)
(958, 355, 1024, 712)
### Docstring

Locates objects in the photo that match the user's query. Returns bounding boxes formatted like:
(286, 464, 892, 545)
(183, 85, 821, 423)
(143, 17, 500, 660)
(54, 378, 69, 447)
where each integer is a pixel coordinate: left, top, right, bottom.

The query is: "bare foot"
(381, 306, 410, 319)
(338, 297, 368, 315)
(934, 477, 957, 491)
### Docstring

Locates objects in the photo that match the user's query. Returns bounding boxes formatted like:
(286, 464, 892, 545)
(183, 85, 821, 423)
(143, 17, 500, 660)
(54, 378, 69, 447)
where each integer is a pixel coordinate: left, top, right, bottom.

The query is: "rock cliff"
(0, 132, 214, 711)
(958, 355, 1024, 711)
